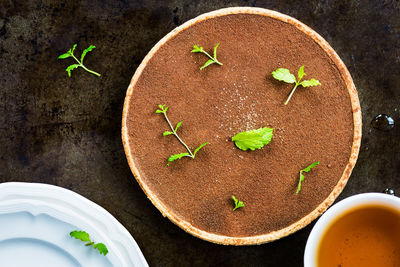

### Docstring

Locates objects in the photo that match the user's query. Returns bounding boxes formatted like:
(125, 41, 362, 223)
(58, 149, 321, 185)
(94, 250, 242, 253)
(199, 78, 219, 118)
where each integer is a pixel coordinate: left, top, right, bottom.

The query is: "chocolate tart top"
(122, 7, 361, 245)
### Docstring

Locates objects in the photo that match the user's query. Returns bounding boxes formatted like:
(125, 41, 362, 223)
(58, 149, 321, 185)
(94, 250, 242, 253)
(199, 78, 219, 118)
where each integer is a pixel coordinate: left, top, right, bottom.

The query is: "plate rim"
(0, 182, 148, 267)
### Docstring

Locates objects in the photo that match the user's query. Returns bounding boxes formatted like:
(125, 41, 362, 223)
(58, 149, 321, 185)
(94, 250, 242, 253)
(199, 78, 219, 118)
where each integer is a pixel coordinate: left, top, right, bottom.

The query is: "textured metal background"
(0, 0, 399, 266)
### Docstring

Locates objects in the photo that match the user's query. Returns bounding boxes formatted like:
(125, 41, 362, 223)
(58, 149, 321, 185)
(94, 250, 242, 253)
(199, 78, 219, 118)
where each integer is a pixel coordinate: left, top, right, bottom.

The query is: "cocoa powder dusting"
(125, 14, 354, 237)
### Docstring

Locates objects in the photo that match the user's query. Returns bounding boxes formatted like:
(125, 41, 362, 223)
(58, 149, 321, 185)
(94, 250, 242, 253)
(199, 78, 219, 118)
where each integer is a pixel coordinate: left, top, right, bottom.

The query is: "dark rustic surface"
(0, 0, 399, 266)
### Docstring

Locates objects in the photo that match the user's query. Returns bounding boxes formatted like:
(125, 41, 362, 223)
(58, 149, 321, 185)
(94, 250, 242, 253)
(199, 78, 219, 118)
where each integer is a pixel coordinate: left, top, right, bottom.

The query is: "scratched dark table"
(0, 0, 399, 266)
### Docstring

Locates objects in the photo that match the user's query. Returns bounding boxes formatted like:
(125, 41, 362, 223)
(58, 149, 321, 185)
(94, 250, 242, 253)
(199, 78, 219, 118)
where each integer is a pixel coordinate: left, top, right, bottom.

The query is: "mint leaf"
(163, 131, 173, 136)
(301, 161, 320, 172)
(156, 105, 168, 114)
(232, 195, 244, 211)
(300, 78, 321, 87)
(297, 65, 305, 80)
(157, 105, 208, 166)
(200, 59, 215, 70)
(193, 142, 209, 157)
(93, 243, 108, 256)
(272, 66, 321, 105)
(296, 161, 320, 194)
(192, 43, 223, 70)
(70, 230, 108, 256)
(70, 231, 90, 242)
(167, 152, 190, 165)
(191, 45, 203, 53)
(66, 64, 80, 77)
(58, 53, 71, 59)
(81, 45, 96, 63)
(271, 68, 296, 84)
(232, 127, 273, 151)
(213, 43, 220, 58)
(174, 121, 182, 132)
(58, 44, 100, 77)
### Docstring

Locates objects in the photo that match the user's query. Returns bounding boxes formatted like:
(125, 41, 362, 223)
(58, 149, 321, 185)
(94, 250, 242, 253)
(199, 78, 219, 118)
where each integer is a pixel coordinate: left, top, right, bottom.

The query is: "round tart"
(122, 7, 361, 245)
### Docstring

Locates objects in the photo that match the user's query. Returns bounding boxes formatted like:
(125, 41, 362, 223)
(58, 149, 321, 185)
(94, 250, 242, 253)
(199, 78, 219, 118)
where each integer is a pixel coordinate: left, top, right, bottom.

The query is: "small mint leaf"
(272, 68, 297, 84)
(296, 161, 320, 194)
(174, 121, 182, 132)
(297, 65, 305, 81)
(71, 44, 77, 54)
(81, 45, 96, 62)
(167, 152, 190, 165)
(58, 53, 71, 59)
(193, 142, 209, 157)
(232, 195, 244, 211)
(163, 131, 173, 136)
(300, 78, 321, 87)
(93, 243, 109, 256)
(213, 43, 220, 58)
(200, 59, 215, 70)
(70, 231, 91, 242)
(66, 64, 80, 77)
(191, 45, 203, 53)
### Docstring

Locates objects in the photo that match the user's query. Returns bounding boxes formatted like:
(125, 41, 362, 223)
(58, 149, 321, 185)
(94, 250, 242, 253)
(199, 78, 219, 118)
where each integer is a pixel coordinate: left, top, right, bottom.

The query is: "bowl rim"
(304, 193, 400, 266)
(121, 6, 362, 245)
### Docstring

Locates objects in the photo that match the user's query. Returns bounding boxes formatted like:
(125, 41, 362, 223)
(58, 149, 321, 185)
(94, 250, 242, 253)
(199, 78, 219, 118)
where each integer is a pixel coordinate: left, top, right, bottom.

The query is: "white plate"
(0, 182, 148, 267)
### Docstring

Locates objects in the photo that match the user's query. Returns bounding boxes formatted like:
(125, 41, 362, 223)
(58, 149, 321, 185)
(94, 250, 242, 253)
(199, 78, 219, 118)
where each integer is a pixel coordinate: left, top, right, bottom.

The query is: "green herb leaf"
(271, 68, 296, 84)
(300, 78, 321, 87)
(193, 142, 209, 157)
(174, 121, 182, 132)
(58, 53, 71, 59)
(192, 43, 223, 70)
(213, 43, 220, 58)
(191, 45, 203, 53)
(70, 231, 91, 242)
(158, 105, 208, 165)
(66, 64, 80, 77)
(200, 59, 215, 70)
(156, 105, 168, 114)
(71, 44, 77, 53)
(58, 44, 101, 77)
(232, 195, 244, 211)
(163, 131, 173, 136)
(93, 243, 109, 256)
(167, 152, 190, 165)
(296, 161, 320, 194)
(272, 66, 321, 105)
(232, 127, 273, 151)
(70, 230, 108, 256)
(297, 65, 305, 80)
(81, 45, 96, 63)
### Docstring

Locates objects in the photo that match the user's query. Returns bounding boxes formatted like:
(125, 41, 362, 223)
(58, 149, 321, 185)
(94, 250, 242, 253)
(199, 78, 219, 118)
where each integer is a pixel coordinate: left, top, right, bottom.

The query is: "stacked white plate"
(0, 182, 148, 267)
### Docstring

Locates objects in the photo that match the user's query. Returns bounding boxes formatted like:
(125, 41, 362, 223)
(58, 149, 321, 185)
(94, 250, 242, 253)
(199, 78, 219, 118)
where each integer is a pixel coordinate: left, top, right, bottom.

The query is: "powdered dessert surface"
(125, 14, 353, 237)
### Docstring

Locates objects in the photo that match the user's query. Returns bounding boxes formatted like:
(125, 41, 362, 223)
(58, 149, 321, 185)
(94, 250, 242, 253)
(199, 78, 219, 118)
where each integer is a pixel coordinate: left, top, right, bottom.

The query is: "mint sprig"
(70, 230, 108, 256)
(296, 161, 320, 194)
(156, 104, 208, 165)
(232, 127, 274, 151)
(58, 44, 101, 77)
(232, 196, 244, 211)
(272, 66, 321, 105)
(191, 43, 223, 70)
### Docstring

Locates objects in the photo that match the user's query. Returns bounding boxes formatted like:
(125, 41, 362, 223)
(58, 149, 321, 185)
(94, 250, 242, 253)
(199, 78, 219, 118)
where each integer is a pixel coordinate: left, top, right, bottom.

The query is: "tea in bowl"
(304, 193, 400, 267)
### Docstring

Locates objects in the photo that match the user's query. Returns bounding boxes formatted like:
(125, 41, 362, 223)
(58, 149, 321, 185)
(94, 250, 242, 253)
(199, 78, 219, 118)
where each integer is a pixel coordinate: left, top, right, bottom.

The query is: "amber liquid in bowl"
(317, 204, 400, 267)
